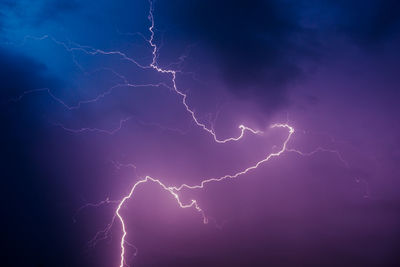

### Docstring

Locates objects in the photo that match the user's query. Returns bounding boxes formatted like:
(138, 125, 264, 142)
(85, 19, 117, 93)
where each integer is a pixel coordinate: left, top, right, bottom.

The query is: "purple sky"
(1, 1, 400, 266)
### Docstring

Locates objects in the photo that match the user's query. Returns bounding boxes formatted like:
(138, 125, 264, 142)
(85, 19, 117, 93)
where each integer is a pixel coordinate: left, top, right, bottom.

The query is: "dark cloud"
(37, 0, 80, 23)
(155, 0, 400, 111)
(156, 0, 308, 111)
(0, 46, 78, 265)
(0, 0, 80, 29)
(0, 0, 16, 32)
(0, 0, 16, 9)
(0, 47, 60, 100)
(331, 0, 400, 45)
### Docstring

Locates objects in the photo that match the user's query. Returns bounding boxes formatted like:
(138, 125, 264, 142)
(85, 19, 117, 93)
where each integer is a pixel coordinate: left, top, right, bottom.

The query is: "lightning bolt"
(115, 123, 293, 267)
(110, 2, 346, 267)
(7, 1, 351, 266)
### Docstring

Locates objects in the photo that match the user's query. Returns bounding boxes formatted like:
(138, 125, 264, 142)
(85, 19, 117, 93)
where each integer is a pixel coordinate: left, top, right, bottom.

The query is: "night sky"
(2, 1, 400, 266)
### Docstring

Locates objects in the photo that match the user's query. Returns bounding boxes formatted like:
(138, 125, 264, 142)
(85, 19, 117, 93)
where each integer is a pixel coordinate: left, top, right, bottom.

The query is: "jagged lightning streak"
(110, 2, 297, 267)
(146, 1, 262, 144)
(91, 2, 351, 267)
(115, 123, 293, 267)
(8, 1, 348, 266)
(52, 117, 132, 135)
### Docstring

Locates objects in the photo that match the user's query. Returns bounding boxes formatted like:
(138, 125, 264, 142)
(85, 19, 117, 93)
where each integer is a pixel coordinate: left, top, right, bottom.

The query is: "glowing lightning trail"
(145, 2, 263, 144)
(9, 1, 348, 266)
(109, 7, 299, 267)
(115, 123, 293, 267)
(110, 2, 348, 267)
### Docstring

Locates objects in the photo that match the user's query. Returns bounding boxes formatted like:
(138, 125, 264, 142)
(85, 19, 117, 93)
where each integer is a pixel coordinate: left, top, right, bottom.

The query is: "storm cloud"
(155, 0, 400, 110)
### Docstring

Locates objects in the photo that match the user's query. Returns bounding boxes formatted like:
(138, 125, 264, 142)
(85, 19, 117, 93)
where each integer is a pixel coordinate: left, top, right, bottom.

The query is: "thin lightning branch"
(8, 88, 50, 102)
(88, 217, 118, 249)
(73, 197, 119, 224)
(53, 115, 190, 136)
(287, 147, 349, 168)
(111, 160, 138, 171)
(23, 35, 150, 69)
(11, 82, 169, 110)
(52, 117, 131, 135)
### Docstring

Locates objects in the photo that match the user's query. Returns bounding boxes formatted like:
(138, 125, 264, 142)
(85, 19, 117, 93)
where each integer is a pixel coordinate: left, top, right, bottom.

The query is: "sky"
(1, 0, 400, 266)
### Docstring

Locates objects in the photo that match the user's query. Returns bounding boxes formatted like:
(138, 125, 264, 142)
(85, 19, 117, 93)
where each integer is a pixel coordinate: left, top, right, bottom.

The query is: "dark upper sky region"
(1, 1, 400, 266)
